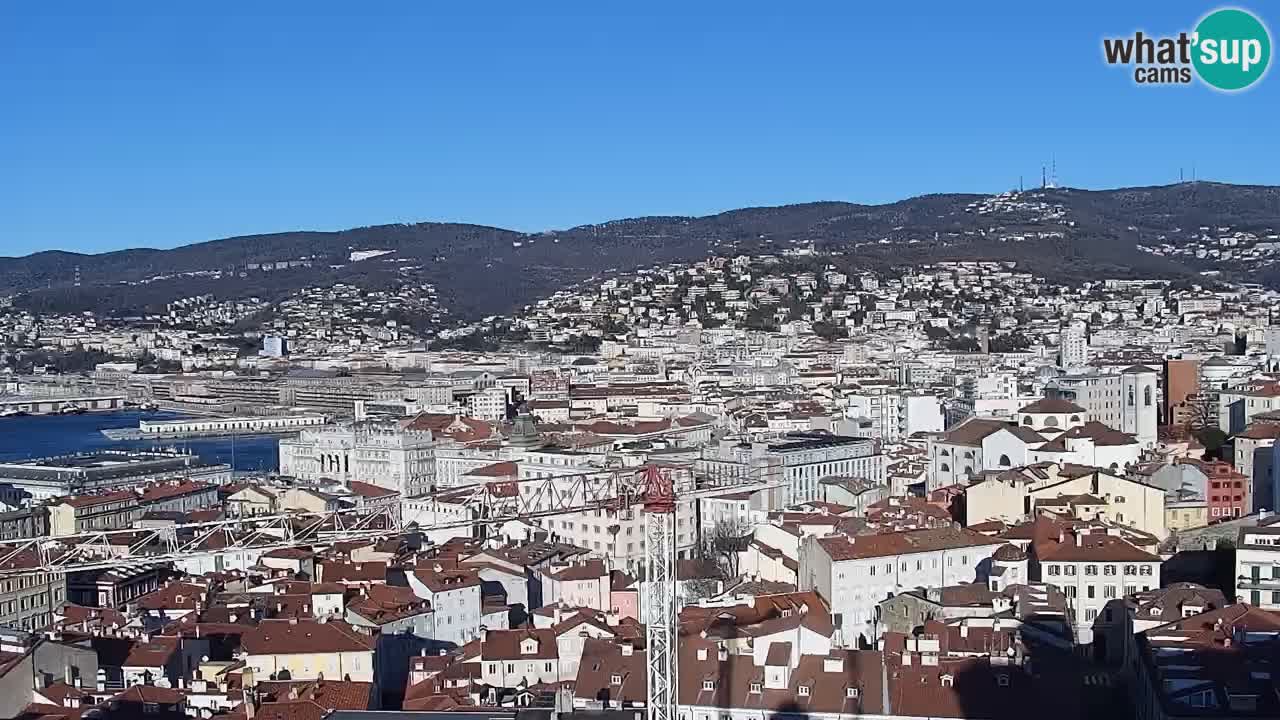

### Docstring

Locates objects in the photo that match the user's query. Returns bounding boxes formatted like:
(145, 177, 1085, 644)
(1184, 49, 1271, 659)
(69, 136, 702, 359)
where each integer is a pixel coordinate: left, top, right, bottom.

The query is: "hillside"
(3, 182, 1278, 321)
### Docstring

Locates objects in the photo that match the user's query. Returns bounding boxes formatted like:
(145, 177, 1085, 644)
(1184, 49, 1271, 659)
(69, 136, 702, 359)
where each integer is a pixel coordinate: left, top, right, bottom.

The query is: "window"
(1139, 566, 1153, 576)
(611, 674, 622, 685)
(1104, 586, 1117, 599)
(998, 454, 1012, 467)
(940, 463, 950, 472)
(1065, 566, 1077, 576)
(144, 704, 159, 715)
(703, 680, 716, 691)
(869, 565, 876, 577)
(997, 674, 1010, 687)
(750, 682, 762, 694)
(1085, 565, 1098, 576)
(1085, 609, 1098, 621)
(1087, 585, 1096, 599)
(798, 685, 811, 697)
(1104, 566, 1117, 576)
(846, 687, 859, 698)
(546, 662, 553, 673)
(1047, 565, 1060, 576)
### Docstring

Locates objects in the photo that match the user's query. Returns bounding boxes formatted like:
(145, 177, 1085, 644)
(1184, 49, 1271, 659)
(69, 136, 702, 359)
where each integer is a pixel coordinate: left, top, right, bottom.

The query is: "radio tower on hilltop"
(73, 265, 81, 287)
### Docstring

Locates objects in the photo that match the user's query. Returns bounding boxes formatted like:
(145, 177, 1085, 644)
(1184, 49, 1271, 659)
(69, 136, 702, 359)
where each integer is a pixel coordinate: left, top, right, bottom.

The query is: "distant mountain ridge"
(4, 182, 1279, 321)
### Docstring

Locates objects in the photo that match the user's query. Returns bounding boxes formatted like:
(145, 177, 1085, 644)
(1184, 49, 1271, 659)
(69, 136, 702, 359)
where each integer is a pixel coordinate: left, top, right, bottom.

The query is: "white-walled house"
(540, 559, 610, 611)
(1035, 526, 1161, 645)
(406, 566, 483, 645)
(799, 527, 1005, 646)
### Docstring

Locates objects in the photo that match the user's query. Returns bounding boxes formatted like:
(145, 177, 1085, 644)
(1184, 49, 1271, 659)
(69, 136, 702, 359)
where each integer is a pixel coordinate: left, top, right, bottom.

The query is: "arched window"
(963, 465, 973, 476)
(940, 463, 950, 472)
(1128, 386, 1135, 406)
(1069, 415, 1080, 423)
(1022, 416, 1033, 426)
(1044, 416, 1059, 427)
(998, 454, 1012, 467)
(1144, 386, 1152, 406)
(964, 451, 974, 459)
(940, 449, 949, 457)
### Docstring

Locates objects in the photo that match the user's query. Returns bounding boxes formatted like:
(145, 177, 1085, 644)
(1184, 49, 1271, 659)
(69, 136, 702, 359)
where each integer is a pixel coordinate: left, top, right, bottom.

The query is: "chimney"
(243, 667, 257, 720)
(479, 626, 488, 643)
(960, 621, 969, 638)
(621, 640, 634, 657)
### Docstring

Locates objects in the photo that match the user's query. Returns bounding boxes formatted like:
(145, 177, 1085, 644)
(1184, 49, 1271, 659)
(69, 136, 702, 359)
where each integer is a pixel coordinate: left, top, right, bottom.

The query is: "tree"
(1195, 426, 1228, 456)
(1184, 391, 1217, 432)
(698, 518, 754, 580)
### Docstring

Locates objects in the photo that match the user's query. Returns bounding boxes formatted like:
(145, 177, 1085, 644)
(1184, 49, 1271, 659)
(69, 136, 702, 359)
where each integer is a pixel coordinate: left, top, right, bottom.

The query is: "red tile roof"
(241, 619, 374, 655)
(816, 527, 1001, 561)
(346, 481, 399, 498)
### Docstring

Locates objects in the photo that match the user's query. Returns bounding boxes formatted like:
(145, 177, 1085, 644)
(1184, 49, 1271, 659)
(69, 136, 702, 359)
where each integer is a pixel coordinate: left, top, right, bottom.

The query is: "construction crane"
(0, 464, 779, 579)
(642, 464, 678, 720)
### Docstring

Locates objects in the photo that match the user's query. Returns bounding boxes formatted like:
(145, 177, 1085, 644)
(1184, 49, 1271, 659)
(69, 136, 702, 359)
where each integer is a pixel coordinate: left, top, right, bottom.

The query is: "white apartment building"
(1037, 527, 1161, 644)
(469, 386, 509, 422)
(1219, 381, 1280, 435)
(845, 392, 944, 442)
(406, 566, 484, 646)
(544, 497, 697, 572)
(798, 527, 1004, 646)
(700, 433, 886, 507)
(1235, 522, 1280, 610)
(1060, 320, 1089, 368)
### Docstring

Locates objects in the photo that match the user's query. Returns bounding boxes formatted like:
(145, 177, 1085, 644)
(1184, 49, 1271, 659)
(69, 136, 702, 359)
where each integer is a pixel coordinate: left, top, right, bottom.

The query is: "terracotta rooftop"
(816, 527, 1001, 562)
(1019, 397, 1087, 414)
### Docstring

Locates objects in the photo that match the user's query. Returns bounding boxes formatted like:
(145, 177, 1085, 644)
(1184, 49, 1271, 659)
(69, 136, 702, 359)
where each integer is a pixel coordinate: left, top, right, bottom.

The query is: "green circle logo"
(1192, 8, 1272, 91)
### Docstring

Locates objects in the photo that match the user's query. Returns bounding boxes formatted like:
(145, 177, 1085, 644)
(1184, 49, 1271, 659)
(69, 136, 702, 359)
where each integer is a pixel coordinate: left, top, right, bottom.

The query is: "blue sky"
(2, 1, 1277, 256)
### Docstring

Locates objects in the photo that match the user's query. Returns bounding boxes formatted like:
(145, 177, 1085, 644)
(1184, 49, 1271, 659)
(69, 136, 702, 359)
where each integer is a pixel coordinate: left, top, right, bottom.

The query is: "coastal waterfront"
(0, 410, 279, 472)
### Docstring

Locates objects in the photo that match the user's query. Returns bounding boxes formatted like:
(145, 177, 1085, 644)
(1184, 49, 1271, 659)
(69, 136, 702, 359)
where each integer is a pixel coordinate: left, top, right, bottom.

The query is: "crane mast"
(642, 464, 679, 720)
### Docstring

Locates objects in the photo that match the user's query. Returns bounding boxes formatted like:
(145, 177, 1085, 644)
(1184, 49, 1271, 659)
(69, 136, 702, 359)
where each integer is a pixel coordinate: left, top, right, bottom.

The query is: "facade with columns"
(279, 420, 437, 497)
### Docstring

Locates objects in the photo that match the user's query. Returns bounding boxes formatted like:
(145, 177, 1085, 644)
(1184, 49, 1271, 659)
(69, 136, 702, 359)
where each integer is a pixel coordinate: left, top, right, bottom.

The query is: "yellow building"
(241, 618, 375, 683)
